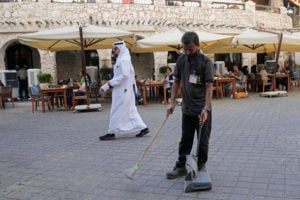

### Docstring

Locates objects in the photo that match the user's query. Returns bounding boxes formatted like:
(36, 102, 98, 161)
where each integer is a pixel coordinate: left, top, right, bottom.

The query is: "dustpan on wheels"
(184, 125, 212, 193)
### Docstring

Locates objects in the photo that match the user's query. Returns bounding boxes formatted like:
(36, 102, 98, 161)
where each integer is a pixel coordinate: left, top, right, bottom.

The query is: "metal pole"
(79, 26, 90, 105)
(274, 32, 283, 73)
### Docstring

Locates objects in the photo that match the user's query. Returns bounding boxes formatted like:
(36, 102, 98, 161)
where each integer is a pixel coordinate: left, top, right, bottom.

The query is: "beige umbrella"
(18, 25, 135, 107)
(203, 29, 300, 71)
(131, 27, 232, 53)
(203, 29, 281, 54)
(202, 29, 300, 53)
(18, 25, 135, 51)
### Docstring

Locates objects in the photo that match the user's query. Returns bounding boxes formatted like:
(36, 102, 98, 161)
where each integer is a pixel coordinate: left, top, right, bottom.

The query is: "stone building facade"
(0, 0, 293, 83)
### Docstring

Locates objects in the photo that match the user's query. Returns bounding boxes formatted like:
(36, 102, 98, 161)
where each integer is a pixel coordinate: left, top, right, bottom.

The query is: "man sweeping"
(166, 32, 213, 180)
(99, 41, 149, 141)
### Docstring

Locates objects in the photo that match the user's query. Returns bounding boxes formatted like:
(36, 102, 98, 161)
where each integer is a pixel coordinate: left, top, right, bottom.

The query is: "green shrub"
(159, 66, 169, 74)
(37, 72, 52, 83)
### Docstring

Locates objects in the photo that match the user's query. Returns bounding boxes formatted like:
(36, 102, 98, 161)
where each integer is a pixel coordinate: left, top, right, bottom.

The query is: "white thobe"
(107, 58, 147, 137)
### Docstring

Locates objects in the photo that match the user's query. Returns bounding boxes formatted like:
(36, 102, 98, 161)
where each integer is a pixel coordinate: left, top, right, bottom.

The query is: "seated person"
(257, 64, 269, 82)
(249, 64, 257, 80)
(276, 61, 290, 90)
(159, 67, 174, 103)
(257, 64, 272, 91)
(225, 63, 243, 95)
(163, 67, 174, 100)
(241, 65, 249, 76)
(67, 71, 87, 109)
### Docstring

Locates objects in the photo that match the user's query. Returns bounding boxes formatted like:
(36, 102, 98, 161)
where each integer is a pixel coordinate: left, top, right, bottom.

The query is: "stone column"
(40, 51, 57, 83)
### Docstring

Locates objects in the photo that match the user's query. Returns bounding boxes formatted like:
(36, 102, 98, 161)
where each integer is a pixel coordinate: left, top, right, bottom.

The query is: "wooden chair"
(255, 74, 271, 92)
(290, 71, 300, 89)
(72, 89, 88, 109)
(0, 85, 14, 109)
(213, 81, 223, 99)
(29, 86, 52, 113)
(247, 75, 256, 92)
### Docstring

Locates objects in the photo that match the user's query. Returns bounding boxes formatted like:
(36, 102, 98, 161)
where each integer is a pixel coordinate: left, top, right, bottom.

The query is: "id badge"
(189, 74, 197, 84)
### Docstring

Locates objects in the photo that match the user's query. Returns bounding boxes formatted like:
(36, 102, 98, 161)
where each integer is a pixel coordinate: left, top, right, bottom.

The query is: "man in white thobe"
(99, 41, 149, 141)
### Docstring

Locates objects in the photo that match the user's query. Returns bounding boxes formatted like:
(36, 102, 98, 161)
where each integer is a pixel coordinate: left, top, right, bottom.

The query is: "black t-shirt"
(174, 52, 213, 115)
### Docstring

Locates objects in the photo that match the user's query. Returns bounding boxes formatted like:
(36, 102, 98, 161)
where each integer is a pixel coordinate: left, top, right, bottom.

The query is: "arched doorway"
(5, 43, 40, 70)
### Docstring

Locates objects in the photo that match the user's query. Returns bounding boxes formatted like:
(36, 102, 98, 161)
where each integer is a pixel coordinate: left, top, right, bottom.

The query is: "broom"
(124, 113, 169, 180)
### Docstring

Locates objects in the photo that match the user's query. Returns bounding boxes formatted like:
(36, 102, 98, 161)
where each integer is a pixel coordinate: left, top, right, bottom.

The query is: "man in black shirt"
(166, 31, 214, 179)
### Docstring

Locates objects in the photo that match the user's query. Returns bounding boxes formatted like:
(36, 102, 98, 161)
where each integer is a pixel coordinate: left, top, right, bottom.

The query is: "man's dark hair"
(166, 66, 172, 72)
(181, 31, 200, 46)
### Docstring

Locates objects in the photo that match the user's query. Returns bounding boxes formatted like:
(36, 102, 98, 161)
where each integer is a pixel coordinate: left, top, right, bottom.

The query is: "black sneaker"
(136, 128, 150, 137)
(199, 164, 206, 172)
(99, 134, 115, 141)
(166, 166, 187, 179)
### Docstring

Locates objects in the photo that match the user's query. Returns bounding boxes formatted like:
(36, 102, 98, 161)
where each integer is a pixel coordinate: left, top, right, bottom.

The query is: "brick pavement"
(1, 90, 300, 200)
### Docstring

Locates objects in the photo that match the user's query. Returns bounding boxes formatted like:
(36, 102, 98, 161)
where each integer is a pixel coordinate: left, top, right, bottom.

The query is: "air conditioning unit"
(0, 70, 18, 98)
(86, 66, 99, 83)
(27, 68, 41, 87)
(214, 61, 228, 77)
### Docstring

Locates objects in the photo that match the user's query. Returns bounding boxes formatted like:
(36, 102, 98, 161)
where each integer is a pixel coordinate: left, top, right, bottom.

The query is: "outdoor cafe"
(1, 27, 300, 111)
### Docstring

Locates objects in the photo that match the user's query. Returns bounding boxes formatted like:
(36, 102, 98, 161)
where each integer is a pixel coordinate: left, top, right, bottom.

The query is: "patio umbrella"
(131, 27, 232, 53)
(203, 29, 300, 53)
(18, 25, 135, 51)
(202, 29, 281, 54)
(18, 25, 135, 106)
(203, 29, 300, 71)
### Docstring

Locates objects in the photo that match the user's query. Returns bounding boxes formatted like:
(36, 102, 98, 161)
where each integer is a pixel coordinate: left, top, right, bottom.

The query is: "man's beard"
(187, 52, 197, 62)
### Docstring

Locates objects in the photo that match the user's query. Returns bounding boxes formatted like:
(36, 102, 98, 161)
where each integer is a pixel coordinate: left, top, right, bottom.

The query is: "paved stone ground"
(1, 90, 300, 200)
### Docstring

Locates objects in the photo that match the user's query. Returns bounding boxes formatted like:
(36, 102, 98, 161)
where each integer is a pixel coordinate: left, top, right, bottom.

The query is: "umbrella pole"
(274, 32, 283, 73)
(79, 26, 90, 106)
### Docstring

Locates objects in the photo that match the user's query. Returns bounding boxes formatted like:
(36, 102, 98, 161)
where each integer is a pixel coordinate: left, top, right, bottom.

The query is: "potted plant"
(159, 65, 169, 74)
(37, 72, 52, 89)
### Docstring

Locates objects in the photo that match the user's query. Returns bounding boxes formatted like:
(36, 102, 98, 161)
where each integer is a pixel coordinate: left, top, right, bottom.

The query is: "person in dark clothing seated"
(67, 71, 88, 109)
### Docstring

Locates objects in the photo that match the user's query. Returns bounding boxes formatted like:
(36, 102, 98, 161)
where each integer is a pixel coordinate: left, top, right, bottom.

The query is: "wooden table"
(215, 78, 236, 99)
(142, 82, 166, 106)
(268, 74, 290, 92)
(40, 87, 70, 112)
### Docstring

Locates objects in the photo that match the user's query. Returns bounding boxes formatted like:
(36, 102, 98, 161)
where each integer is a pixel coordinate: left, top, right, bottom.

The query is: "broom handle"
(137, 114, 169, 163)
